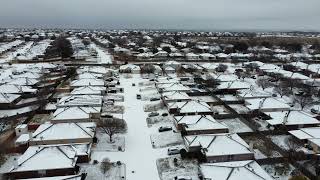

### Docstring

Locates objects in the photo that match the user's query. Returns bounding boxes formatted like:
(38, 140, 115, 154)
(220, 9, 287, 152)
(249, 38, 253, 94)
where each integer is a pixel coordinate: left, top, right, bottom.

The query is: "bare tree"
(294, 94, 313, 110)
(215, 64, 228, 72)
(256, 78, 273, 90)
(100, 157, 112, 174)
(98, 118, 127, 143)
(274, 81, 292, 97)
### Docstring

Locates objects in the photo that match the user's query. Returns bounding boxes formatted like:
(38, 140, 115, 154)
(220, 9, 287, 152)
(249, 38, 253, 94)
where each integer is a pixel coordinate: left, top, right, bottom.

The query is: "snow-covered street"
(90, 43, 112, 64)
(92, 74, 166, 180)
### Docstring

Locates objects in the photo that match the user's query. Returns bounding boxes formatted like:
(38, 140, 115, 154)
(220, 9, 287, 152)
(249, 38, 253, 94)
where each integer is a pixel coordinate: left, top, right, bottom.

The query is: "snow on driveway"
(90, 43, 112, 64)
(92, 74, 167, 180)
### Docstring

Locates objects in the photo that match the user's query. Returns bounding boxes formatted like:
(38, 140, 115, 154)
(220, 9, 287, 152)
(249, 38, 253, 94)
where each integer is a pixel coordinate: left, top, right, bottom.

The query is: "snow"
(90, 43, 113, 64)
(90, 74, 168, 180)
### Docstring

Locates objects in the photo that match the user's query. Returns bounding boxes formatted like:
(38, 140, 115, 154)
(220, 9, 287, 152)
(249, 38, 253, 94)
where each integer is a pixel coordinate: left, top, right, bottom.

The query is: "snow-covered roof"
(57, 95, 103, 107)
(9, 145, 83, 173)
(0, 84, 37, 94)
(184, 134, 252, 156)
(16, 174, 83, 180)
(52, 106, 101, 121)
(245, 98, 290, 112)
(0, 93, 21, 104)
(70, 86, 105, 95)
(174, 115, 228, 131)
(168, 100, 211, 114)
(237, 89, 271, 99)
(200, 160, 273, 180)
(289, 127, 320, 140)
(158, 83, 191, 92)
(217, 81, 251, 90)
(70, 78, 105, 87)
(26, 122, 96, 144)
(266, 111, 319, 126)
(162, 91, 191, 102)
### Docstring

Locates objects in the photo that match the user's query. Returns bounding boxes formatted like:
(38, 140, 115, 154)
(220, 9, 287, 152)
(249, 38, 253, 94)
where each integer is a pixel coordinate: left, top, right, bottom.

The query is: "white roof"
(184, 134, 252, 156)
(0, 84, 37, 94)
(9, 145, 79, 173)
(17, 174, 82, 180)
(70, 86, 105, 95)
(158, 83, 190, 92)
(57, 95, 103, 107)
(174, 115, 227, 131)
(52, 106, 101, 121)
(29, 122, 96, 143)
(162, 91, 191, 101)
(266, 111, 319, 126)
(70, 78, 105, 87)
(0, 93, 21, 103)
(289, 127, 320, 140)
(245, 98, 290, 111)
(200, 160, 273, 180)
(218, 81, 251, 90)
(168, 100, 211, 114)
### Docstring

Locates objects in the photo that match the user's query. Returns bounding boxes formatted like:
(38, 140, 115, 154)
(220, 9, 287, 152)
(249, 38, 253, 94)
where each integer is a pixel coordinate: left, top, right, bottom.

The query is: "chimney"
(29, 132, 33, 141)
(249, 142, 254, 151)
(13, 158, 19, 169)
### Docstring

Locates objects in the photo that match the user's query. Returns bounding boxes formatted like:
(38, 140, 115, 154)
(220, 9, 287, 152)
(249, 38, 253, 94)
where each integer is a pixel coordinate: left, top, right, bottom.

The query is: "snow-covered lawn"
(150, 131, 184, 148)
(94, 131, 125, 152)
(156, 157, 199, 180)
(218, 118, 253, 133)
(79, 161, 125, 180)
(262, 163, 296, 180)
(268, 135, 312, 154)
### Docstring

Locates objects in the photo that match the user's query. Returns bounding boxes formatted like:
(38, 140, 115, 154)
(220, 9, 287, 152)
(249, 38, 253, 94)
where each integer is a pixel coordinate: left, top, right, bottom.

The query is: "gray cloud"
(0, 0, 319, 31)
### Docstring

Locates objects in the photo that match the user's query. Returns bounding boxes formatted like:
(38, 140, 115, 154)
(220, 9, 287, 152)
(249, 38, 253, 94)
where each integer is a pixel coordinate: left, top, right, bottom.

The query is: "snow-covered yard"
(94, 131, 125, 152)
(156, 157, 199, 180)
(150, 131, 184, 148)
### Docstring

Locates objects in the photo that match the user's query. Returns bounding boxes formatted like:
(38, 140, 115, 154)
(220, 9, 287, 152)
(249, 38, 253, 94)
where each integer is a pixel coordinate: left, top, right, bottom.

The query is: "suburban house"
(56, 95, 103, 108)
(245, 97, 291, 113)
(199, 160, 273, 180)
(119, 64, 141, 74)
(70, 86, 106, 96)
(0, 93, 22, 109)
(183, 134, 254, 163)
(161, 91, 191, 103)
(51, 106, 101, 123)
(265, 110, 320, 129)
(70, 78, 105, 88)
(5, 144, 91, 179)
(15, 122, 96, 146)
(289, 127, 320, 153)
(156, 83, 191, 93)
(167, 100, 212, 115)
(173, 115, 229, 135)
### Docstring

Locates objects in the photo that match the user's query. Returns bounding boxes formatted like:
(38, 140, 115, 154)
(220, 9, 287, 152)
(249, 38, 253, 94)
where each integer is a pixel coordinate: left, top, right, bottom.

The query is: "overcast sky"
(1, 0, 320, 31)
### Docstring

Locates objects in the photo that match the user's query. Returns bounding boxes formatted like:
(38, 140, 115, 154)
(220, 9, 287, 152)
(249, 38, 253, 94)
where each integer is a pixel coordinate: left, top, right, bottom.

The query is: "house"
(217, 81, 251, 91)
(0, 93, 22, 108)
(0, 84, 37, 95)
(157, 83, 190, 93)
(56, 95, 103, 108)
(265, 111, 319, 129)
(70, 78, 105, 88)
(289, 127, 320, 153)
(199, 53, 216, 60)
(16, 174, 86, 180)
(173, 115, 228, 135)
(245, 97, 290, 112)
(183, 134, 254, 163)
(119, 64, 141, 74)
(51, 106, 101, 123)
(199, 160, 273, 180)
(200, 63, 219, 72)
(164, 66, 176, 74)
(5, 144, 91, 179)
(70, 86, 106, 96)
(167, 100, 212, 115)
(186, 53, 199, 60)
(16, 122, 96, 146)
(237, 89, 271, 100)
(161, 91, 191, 103)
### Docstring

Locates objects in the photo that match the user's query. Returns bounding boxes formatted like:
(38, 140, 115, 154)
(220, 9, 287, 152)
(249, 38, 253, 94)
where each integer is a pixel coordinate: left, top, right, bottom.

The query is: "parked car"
(150, 97, 160, 101)
(167, 147, 181, 155)
(132, 83, 136, 86)
(148, 112, 159, 117)
(158, 126, 172, 132)
(162, 113, 168, 117)
(136, 94, 141, 99)
(174, 176, 192, 180)
(311, 108, 320, 114)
